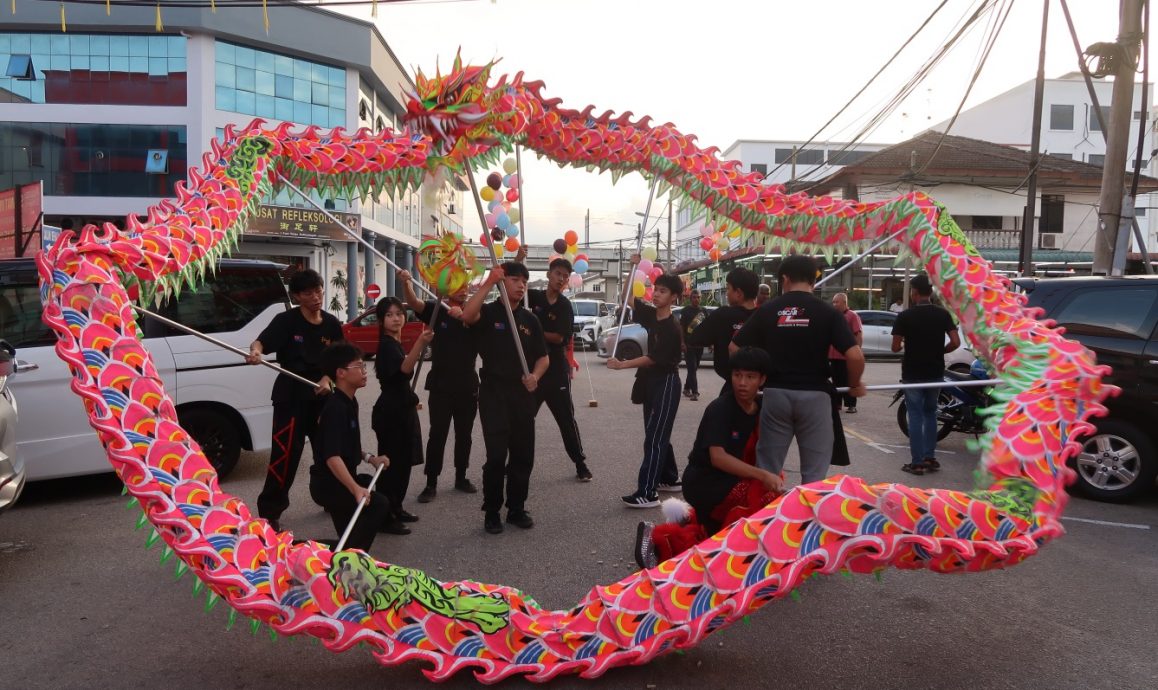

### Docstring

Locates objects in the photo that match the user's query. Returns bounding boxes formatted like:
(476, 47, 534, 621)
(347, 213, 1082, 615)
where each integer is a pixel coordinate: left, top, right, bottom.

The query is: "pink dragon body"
(37, 58, 1111, 682)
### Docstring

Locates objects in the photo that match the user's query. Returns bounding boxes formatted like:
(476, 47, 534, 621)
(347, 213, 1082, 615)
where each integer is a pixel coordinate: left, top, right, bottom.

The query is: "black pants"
(830, 359, 856, 409)
(637, 372, 681, 496)
(258, 398, 325, 521)
(535, 373, 586, 465)
(684, 348, 703, 394)
(372, 402, 422, 518)
(309, 472, 391, 552)
(425, 388, 478, 482)
(478, 380, 536, 515)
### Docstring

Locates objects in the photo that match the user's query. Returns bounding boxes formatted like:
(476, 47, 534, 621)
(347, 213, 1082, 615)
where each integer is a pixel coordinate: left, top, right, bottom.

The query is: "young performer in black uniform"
(371, 297, 434, 535)
(246, 269, 343, 532)
(307, 342, 391, 553)
(687, 267, 759, 398)
(399, 270, 480, 502)
(527, 258, 593, 482)
(607, 266, 685, 508)
(679, 289, 706, 401)
(461, 262, 550, 535)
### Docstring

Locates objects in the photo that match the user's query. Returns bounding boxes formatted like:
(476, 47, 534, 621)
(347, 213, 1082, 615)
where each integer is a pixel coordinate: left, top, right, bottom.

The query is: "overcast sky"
(339, 0, 1148, 246)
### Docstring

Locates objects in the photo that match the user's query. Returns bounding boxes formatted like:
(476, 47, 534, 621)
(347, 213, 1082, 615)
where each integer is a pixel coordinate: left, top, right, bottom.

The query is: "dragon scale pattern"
(36, 62, 1112, 683)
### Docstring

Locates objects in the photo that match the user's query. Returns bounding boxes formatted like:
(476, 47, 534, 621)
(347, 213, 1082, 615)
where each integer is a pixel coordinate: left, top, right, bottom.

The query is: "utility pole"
(1094, 0, 1145, 275)
(584, 208, 590, 248)
(667, 196, 673, 267)
(1019, 0, 1049, 277)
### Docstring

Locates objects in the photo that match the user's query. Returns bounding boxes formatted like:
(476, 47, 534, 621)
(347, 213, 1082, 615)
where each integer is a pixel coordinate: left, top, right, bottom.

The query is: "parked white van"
(571, 299, 617, 348)
(0, 258, 287, 480)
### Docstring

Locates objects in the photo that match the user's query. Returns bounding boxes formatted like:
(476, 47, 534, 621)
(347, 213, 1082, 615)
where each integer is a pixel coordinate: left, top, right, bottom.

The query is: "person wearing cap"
(891, 274, 959, 476)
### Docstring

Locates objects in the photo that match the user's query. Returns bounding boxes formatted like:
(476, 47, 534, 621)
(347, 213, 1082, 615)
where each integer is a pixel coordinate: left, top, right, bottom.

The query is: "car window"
(573, 302, 598, 317)
(859, 312, 895, 328)
(359, 312, 378, 326)
(0, 282, 54, 348)
(151, 265, 289, 336)
(1052, 287, 1158, 339)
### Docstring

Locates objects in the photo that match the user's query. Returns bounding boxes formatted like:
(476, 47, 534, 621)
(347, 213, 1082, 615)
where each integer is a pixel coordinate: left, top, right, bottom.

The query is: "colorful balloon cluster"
(699, 223, 740, 261)
(417, 232, 483, 296)
(630, 246, 664, 301)
(549, 229, 588, 290)
(478, 158, 522, 257)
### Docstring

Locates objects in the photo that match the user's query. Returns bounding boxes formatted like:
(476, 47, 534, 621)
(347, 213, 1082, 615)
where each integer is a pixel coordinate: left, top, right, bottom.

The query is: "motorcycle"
(890, 360, 993, 441)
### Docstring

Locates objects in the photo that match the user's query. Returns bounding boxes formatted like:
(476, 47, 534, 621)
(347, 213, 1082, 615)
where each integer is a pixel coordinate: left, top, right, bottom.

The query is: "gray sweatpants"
(755, 388, 834, 485)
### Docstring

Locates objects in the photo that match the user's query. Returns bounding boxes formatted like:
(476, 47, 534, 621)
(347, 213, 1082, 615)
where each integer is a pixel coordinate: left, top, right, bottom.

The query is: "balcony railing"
(963, 228, 1021, 249)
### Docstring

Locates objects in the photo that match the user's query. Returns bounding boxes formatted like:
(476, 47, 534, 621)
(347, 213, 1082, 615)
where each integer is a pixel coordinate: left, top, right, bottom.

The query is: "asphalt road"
(2, 354, 1156, 689)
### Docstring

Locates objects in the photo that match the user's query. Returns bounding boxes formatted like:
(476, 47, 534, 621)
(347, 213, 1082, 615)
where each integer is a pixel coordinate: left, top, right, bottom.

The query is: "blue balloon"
(505, 224, 520, 238)
(497, 213, 511, 230)
(574, 259, 589, 274)
(502, 174, 512, 188)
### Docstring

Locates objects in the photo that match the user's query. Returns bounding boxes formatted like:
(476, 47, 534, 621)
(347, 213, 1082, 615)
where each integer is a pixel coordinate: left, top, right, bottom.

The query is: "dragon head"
(404, 53, 521, 168)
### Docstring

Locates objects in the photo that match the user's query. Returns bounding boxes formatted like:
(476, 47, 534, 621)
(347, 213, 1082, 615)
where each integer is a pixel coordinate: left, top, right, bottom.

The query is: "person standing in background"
(756, 283, 772, 306)
(680, 290, 706, 401)
(829, 292, 863, 414)
(687, 267, 760, 397)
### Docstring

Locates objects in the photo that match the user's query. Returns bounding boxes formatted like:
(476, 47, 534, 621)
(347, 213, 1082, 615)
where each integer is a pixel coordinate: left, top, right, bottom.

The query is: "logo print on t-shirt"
(293, 335, 304, 343)
(519, 324, 532, 336)
(776, 306, 810, 327)
(495, 322, 506, 331)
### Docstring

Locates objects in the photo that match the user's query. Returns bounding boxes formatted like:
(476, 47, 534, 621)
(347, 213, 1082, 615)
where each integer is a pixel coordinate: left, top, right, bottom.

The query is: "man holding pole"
(398, 270, 480, 502)
(462, 262, 550, 534)
(246, 269, 344, 532)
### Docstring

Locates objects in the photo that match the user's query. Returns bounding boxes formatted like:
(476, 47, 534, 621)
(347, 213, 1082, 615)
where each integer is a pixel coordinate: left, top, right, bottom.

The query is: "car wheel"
(615, 340, 643, 361)
(895, 392, 955, 441)
(179, 407, 242, 479)
(1072, 418, 1157, 502)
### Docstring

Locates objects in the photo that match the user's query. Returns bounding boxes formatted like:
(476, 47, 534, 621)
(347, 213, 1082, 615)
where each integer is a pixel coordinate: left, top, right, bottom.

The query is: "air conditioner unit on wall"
(1039, 233, 1058, 249)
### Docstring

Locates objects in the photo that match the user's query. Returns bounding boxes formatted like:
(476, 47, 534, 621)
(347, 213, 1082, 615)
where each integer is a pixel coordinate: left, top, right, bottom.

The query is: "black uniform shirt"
(375, 334, 417, 411)
(255, 308, 343, 402)
(472, 299, 548, 384)
(310, 388, 362, 489)
(733, 292, 855, 391)
(527, 289, 574, 379)
(892, 303, 957, 382)
(687, 394, 759, 472)
(420, 300, 478, 393)
(688, 305, 758, 378)
(633, 298, 681, 380)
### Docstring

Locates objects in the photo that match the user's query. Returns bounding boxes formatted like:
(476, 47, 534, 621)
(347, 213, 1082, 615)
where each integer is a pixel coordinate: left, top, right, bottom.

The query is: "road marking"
(1060, 516, 1151, 530)
(875, 442, 956, 455)
(844, 427, 894, 454)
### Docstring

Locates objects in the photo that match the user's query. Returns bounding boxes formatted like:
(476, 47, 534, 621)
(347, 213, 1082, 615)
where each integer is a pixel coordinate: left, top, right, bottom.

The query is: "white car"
(572, 299, 617, 348)
(0, 341, 23, 514)
(0, 258, 288, 481)
(855, 309, 976, 370)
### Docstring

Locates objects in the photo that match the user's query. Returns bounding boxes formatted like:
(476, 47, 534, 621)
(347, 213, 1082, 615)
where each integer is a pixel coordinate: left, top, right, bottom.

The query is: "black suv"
(1015, 276, 1158, 501)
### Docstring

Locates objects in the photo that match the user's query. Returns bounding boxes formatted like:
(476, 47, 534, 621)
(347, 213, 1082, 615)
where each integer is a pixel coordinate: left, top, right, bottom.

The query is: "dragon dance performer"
(687, 267, 760, 399)
(398, 270, 481, 502)
(634, 347, 784, 569)
(461, 262, 549, 535)
(526, 257, 593, 482)
(246, 269, 343, 532)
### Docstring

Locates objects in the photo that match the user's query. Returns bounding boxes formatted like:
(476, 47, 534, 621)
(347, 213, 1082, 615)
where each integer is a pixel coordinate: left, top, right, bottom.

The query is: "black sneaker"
(634, 521, 658, 569)
(622, 493, 660, 509)
(845, 406, 857, 414)
(396, 510, 419, 523)
(576, 462, 594, 482)
(506, 510, 534, 529)
(417, 485, 437, 503)
(484, 512, 504, 534)
(657, 481, 683, 493)
(455, 478, 478, 494)
(380, 519, 411, 535)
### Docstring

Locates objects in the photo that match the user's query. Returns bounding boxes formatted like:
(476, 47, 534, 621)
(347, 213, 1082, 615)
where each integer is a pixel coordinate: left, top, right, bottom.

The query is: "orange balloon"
(564, 230, 579, 246)
(504, 237, 520, 252)
(709, 248, 721, 261)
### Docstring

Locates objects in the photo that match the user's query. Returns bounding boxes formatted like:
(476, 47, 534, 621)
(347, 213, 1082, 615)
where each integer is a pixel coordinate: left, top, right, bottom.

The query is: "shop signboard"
(246, 205, 360, 243)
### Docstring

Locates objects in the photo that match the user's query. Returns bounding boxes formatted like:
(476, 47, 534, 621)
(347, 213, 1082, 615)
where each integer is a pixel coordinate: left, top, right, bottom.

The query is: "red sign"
(365, 283, 382, 301)
(0, 182, 44, 259)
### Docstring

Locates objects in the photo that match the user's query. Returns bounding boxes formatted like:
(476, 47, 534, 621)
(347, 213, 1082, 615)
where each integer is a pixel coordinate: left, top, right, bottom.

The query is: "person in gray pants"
(732, 255, 866, 485)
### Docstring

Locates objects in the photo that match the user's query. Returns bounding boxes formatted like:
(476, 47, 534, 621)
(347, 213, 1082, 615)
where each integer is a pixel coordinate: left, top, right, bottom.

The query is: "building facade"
(0, 3, 461, 318)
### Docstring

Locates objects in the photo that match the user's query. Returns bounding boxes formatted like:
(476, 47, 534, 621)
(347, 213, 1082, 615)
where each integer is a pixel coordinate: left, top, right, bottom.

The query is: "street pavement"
(2, 354, 1156, 689)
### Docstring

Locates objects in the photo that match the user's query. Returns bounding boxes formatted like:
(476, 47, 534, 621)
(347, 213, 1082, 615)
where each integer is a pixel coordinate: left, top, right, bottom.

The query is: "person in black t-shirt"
(679, 290, 706, 400)
(732, 255, 866, 486)
(527, 258, 592, 481)
(633, 348, 785, 568)
(891, 274, 959, 475)
(607, 267, 684, 508)
(687, 267, 760, 397)
(246, 269, 344, 532)
(371, 297, 434, 535)
(307, 343, 391, 553)
(399, 271, 480, 502)
(462, 262, 549, 535)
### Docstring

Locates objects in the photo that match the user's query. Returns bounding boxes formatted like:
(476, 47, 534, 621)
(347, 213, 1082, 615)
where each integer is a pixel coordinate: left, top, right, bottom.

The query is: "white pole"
(610, 176, 660, 358)
(334, 462, 386, 552)
(835, 378, 1001, 393)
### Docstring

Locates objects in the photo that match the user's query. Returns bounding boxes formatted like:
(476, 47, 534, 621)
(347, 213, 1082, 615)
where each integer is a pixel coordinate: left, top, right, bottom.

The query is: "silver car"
(596, 307, 716, 361)
(0, 341, 24, 515)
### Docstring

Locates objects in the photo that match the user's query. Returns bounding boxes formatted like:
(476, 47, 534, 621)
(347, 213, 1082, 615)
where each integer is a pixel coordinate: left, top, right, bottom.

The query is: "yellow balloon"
(728, 227, 742, 238)
(503, 158, 518, 174)
(508, 208, 520, 224)
(641, 246, 658, 261)
(716, 236, 729, 250)
(632, 280, 646, 298)
(494, 243, 505, 258)
(480, 186, 495, 202)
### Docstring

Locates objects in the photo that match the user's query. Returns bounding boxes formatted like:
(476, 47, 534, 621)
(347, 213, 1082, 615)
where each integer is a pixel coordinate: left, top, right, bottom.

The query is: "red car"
(342, 306, 430, 359)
